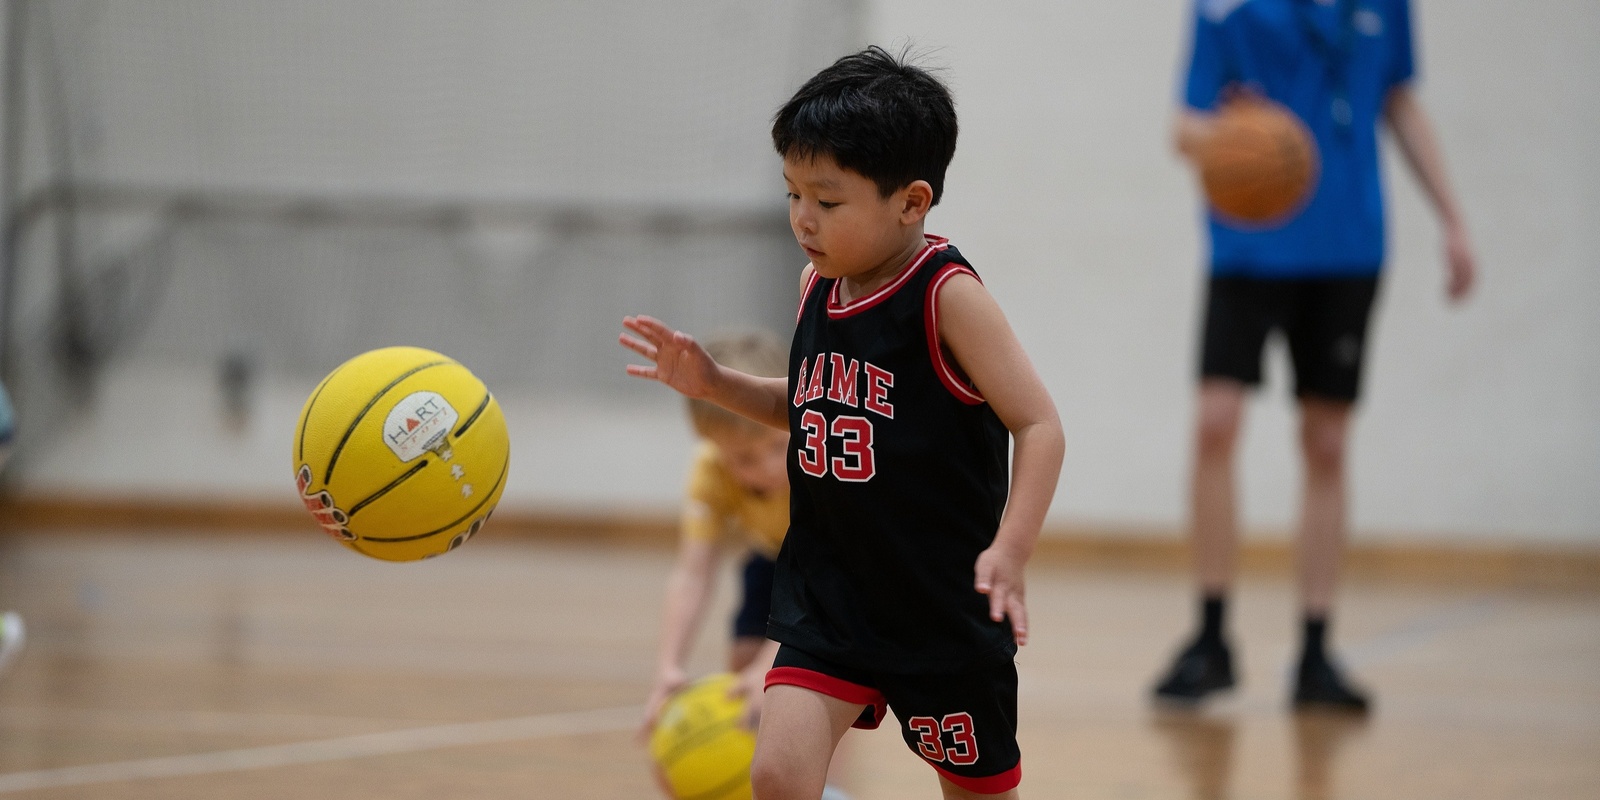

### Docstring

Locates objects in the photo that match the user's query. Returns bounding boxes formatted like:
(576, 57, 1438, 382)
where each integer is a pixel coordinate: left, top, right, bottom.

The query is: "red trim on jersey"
(930, 760, 1022, 794)
(826, 234, 950, 319)
(924, 264, 987, 405)
(797, 269, 823, 322)
(765, 667, 889, 730)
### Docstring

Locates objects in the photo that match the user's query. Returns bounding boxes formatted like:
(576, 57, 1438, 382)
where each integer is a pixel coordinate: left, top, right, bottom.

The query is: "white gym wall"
(7, 1, 1596, 546)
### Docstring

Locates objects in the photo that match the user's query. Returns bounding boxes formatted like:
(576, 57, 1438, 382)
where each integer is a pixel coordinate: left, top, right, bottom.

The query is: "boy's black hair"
(772, 45, 958, 206)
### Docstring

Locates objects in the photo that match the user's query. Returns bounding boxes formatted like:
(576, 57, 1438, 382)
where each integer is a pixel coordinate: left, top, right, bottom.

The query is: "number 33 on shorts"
(906, 712, 980, 766)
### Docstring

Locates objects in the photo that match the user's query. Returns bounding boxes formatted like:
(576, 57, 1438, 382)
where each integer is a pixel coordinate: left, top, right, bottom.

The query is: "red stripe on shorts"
(765, 666, 889, 729)
(932, 759, 1022, 794)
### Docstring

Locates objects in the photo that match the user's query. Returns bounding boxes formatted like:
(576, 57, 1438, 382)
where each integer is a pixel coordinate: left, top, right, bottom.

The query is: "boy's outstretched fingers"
(619, 340, 657, 380)
(619, 316, 665, 375)
(618, 316, 715, 396)
(621, 314, 661, 344)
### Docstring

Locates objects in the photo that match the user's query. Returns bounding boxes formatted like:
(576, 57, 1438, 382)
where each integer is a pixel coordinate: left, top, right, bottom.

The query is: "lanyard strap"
(1294, 0, 1358, 134)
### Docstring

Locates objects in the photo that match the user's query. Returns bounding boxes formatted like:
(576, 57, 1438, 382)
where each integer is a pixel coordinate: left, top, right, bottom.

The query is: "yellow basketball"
(649, 673, 756, 800)
(293, 346, 510, 562)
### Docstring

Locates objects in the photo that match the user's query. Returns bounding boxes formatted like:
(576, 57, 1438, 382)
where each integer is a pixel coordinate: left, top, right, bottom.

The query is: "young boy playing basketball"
(621, 46, 1064, 800)
(637, 331, 789, 730)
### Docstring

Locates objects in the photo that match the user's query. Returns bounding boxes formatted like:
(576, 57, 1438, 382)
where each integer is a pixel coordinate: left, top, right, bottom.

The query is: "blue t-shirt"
(1183, 0, 1415, 276)
(0, 380, 12, 445)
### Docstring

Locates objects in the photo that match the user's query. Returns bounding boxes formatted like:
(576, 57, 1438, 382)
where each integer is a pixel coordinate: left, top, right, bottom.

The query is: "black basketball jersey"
(768, 235, 1016, 673)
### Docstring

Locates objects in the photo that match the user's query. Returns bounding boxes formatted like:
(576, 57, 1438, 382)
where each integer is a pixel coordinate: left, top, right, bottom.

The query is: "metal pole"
(0, 0, 27, 382)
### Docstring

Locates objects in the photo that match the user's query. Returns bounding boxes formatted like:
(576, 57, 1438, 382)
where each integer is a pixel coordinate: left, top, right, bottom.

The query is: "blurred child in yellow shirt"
(638, 330, 790, 736)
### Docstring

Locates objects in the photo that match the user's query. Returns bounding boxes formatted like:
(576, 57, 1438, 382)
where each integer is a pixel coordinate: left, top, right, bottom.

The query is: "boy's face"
(707, 427, 790, 496)
(783, 153, 928, 283)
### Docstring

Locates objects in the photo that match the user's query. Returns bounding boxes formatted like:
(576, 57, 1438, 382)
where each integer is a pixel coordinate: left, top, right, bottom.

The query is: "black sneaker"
(1293, 655, 1371, 713)
(1152, 638, 1236, 703)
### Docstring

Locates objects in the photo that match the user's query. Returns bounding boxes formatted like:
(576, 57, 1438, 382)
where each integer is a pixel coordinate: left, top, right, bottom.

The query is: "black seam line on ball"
(360, 454, 509, 543)
(346, 459, 430, 518)
(298, 360, 356, 463)
(454, 392, 491, 438)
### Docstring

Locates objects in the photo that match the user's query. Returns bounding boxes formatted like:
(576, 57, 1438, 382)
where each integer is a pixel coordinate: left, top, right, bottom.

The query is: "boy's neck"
(838, 227, 929, 303)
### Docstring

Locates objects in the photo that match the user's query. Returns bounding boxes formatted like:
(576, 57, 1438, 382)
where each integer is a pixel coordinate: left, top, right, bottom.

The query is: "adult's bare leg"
(1193, 380, 1249, 595)
(1153, 379, 1248, 703)
(1295, 397, 1353, 616)
(1291, 397, 1369, 712)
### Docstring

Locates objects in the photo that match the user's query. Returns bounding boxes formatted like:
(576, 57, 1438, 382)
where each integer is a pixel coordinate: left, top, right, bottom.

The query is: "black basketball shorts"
(766, 644, 1021, 794)
(1199, 274, 1381, 402)
(732, 552, 775, 639)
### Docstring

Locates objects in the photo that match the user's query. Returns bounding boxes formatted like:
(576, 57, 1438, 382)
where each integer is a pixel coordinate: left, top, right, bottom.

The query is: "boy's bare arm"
(620, 315, 789, 430)
(936, 274, 1066, 645)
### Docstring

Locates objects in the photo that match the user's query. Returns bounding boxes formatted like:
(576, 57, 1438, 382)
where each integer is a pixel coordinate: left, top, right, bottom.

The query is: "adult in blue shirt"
(1153, 0, 1476, 711)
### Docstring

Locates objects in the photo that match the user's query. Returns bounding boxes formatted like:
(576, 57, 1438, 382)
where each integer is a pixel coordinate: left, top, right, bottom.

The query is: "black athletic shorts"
(732, 553, 775, 639)
(1199, 274, 1381, 402)
(766, 644, 1021, 794)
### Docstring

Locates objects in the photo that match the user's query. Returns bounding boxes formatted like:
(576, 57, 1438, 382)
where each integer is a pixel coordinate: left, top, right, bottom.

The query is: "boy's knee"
(750, 749, 802, 800)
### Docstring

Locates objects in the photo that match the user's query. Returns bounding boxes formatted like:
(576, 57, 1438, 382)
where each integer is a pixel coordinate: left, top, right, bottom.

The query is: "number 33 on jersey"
(791, 352, 893, 481)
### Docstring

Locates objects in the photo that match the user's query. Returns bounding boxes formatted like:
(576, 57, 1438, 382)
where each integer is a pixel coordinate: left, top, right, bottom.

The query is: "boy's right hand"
(620, 316, 719, 399)
(638, 666, 691, 742)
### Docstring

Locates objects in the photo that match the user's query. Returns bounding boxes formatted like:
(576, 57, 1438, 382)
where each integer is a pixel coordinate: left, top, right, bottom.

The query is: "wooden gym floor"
(0, 529, 1596, 799)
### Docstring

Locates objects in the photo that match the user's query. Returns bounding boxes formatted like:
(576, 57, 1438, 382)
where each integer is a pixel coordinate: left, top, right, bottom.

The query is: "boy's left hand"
(975, 544, 1030, 646)
(619, 315, 720, 399)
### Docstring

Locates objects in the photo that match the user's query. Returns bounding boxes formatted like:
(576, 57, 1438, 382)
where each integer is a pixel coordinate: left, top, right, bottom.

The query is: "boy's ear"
(899, 180, 934, 223)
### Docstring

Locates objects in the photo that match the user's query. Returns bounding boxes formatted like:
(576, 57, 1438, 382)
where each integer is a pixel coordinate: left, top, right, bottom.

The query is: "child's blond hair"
(689, 330, 787, 439)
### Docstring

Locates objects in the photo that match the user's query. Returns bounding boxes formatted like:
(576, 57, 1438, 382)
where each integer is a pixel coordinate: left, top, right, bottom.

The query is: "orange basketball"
(1197, 97, 1319, 226)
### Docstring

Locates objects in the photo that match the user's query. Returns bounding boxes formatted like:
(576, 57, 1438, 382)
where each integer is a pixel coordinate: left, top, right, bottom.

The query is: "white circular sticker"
(383, 391, 459, 462)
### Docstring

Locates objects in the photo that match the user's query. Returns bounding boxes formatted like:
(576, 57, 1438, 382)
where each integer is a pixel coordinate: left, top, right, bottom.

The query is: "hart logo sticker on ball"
(382, 391, 459, 462)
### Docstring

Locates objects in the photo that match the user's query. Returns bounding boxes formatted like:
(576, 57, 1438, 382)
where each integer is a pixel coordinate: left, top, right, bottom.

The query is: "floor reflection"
(1152, 708, 1368, 800)
(1292, 711, 1369, 800)
(1152, 711, 1236, 800)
